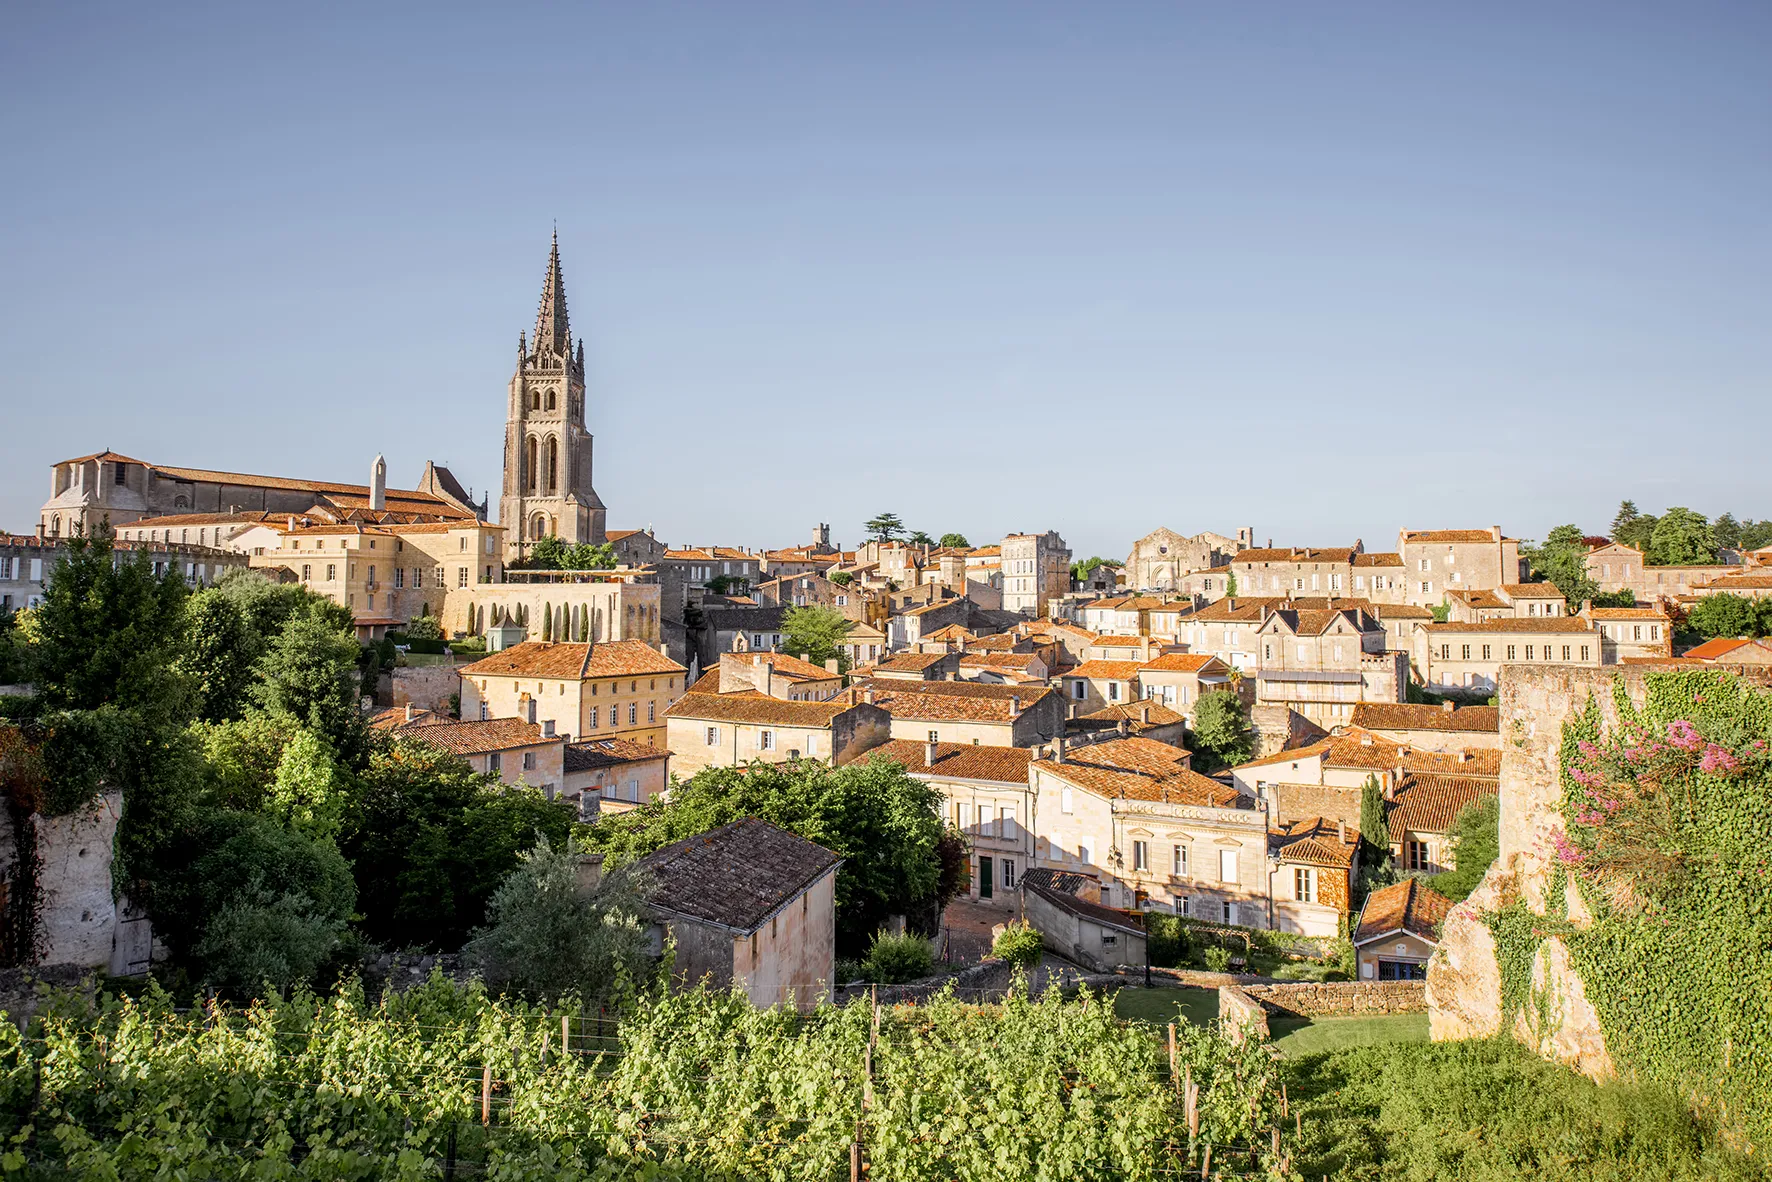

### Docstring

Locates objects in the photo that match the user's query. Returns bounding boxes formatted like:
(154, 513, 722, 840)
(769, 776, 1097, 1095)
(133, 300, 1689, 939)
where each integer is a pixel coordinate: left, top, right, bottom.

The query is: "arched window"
(526, 436, 538, 493)
(545, 438, 558, 496)
(530, 513, 548, 541)
(531, 390, 541, 410)
(50, 515, 60, 536)
(174, 495, 189, 509)
(546, 389, 557, 411)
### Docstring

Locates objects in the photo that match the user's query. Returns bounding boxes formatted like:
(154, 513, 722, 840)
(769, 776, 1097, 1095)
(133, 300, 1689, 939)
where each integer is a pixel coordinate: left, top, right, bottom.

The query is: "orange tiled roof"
(869, 740, 1034, 784)
(723, 651, 839, 682)
(1186, 597, 1286, 622)
(874, 651, 954, 672)
(1682, 637, 1762, 661)
(1140, 653, 1226, 674)
(117, 511, 279, 529)
(461, 640, 686, 680)
(1233, 729, 1501, 778)
(959, 652, 1039, 669)
(1399, 529, 1505, 544)
(565, 738, 667, 772)
(1235, 547, 1359, 564)
(1387, 773, 1495, 835)
(1270, 816, 1359, 867)
(1355, 878, 1451, 943)
(847, 679, 1056, 723)
(1034, 738, 1237, 807)
(1586, 607, 1669, 620)
(1501, 583, 1564, 598)
(1347, 703, 1500, 734)
(1422, 618, 1596, 635)
(1078, 701, 1187, 731)
(1352, 552, 1404, 568)
(1065, 660, 1146, 680)
(662, 693, 857, 727)
(400, 717, 555, 755)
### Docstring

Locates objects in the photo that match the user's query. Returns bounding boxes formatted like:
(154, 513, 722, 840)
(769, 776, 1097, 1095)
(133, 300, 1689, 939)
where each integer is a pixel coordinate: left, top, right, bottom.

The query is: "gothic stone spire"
(533, 229, 570, 360)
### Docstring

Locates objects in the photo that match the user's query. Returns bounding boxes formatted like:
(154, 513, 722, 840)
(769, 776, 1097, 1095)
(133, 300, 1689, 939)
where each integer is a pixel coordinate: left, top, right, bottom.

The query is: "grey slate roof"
(631, 818, 842, 935)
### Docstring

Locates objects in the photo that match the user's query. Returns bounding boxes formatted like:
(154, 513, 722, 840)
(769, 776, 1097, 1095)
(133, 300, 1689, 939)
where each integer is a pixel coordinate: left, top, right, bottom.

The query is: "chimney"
(543, 719, 555, 738)
(403, 703, 413, 722)
(370, 454, 387, 512)
(924, 739, 938, 767)
(1140, 705, 1151, 724)
(1054, 733, 1066, 763)
(287, 515, 297, 532)
(759, 660, 774, 697)
(825, 658, 840, 674)
(1116, 718, 1129, 736)
(1457, 750, 1469, 763)
(1337, 820, 1346, 845)
(1009, 695, 1021, 718)
(575, 852, 605, 895)
(1441, 699, 1455, 713)
(864, 688, 876, 705)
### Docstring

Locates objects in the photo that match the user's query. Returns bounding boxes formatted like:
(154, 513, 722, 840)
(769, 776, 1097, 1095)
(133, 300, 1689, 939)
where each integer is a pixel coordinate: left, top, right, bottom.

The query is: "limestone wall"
(1217, 985, 1269, 1041)
(1426, 665, 1772, 1081)
(1241, 980, 1424, 1017)
(0, 792, 125, 970)
(391, 664, 463, 714)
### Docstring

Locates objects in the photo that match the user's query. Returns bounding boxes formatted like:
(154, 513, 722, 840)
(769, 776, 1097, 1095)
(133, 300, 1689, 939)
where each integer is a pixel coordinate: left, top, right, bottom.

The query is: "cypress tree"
(542, 601, 553, 642)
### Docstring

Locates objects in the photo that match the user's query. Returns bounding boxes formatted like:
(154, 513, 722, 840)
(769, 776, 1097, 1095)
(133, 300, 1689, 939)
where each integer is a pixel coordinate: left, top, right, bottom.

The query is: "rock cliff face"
(1425, 666, 1635, 1080)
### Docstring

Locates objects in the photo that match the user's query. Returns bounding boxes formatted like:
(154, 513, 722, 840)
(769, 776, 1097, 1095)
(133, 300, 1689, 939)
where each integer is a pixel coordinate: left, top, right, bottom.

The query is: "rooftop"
(1355, 879, 1452, 944)
(1347, 702, 1501, 734)
(565, 738, 669, 773)
(632, 819, 842, 935)
(868, 740, 1035, 784)
(460, 640, 687, 680)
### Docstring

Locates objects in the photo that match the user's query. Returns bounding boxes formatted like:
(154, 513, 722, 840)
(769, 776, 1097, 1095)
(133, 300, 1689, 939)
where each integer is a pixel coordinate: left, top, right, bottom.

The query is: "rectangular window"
(1108, 681, 1120, 702)
(1001, 859, 1015, 890)
(488, 752, 502, 774)
(1294, 867, 1315, 903)
(1562, 645, 1571, 661)
(1133, 840, 1148, 871)
(1461, 644, 1471, 660)
(1482, 645, 1492, 660)
(1440, 644, 1450, 660)
(1222, 901, 1235, 924)
(628, 702, 637, 725)
(1526, 646, 1535, 660)
(457, 567, 469, 588)
(1507, 645, 1517, 660)
(1060, 786, 1074, 814)
(522, 751, 536, 770)
(648, 702, 656, 723)
(760, 731, 775, 751)
(1581, 645, 1590, 661)
(588, 706, 599, 728)
(1408, 840, 1429, 871)
(393, 568, 404, 588)
(1173, 845, 1187, 876)
(1078, 840, 1092, 865)
(1218, 849, 1238, 884)
(705, 726, 718, 746)
(326, 564, 336, 581)
(301, 564, 311, 582)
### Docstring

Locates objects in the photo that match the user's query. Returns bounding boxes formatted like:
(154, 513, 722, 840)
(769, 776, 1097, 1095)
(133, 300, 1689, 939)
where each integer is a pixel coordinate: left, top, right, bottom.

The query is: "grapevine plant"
(0, 973, 1298, 1180)
(1537, 670, 1772, 1152)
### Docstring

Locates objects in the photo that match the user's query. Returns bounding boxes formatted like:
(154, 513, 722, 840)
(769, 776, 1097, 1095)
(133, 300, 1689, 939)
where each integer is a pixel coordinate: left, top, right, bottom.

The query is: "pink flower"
(1551, 830, 1588, 865)
(1665, 720, 1702, 751)
(1570, 767, 1603, 788)
(1577, 740, 1601, 759)
(1700, 744, 1739, 774)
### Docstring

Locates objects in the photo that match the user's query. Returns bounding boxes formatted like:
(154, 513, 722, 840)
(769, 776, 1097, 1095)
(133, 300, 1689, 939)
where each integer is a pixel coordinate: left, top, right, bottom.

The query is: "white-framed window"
(488, 752, 502, 774)
(760, 730, 775, 751)
(704, 726, 719, 746)
(1294, 867, 1315, 902)
(1073, 681, 1087, 700)
(627, 779, 640, 802)
(457, 567, 469, 588)
(1179, 897, 1191, 916)
(1133, 840, 1148, 871)
(1108, 681, 1121, 702)
(1173, 844, 1187, 876)
(1001, 859, 1015, 889)
(1218, 849, 1238, 884)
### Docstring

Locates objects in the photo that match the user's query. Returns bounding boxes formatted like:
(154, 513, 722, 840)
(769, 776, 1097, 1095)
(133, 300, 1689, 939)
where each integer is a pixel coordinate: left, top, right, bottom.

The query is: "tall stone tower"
(500, 232, 608, 559)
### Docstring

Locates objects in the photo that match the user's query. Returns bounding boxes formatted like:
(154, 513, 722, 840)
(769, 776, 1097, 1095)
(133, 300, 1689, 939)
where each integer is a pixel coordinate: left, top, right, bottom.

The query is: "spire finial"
(533, 231, 569, 358)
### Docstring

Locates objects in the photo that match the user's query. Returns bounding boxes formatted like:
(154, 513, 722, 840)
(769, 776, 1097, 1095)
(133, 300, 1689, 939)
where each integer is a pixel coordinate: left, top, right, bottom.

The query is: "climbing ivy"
(1549, 670, 1772, 1151)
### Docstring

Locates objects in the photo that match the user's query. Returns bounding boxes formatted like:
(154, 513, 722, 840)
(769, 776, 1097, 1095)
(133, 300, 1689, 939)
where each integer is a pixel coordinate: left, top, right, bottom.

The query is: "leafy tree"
(154, 809, 357, 994)
(564, 542, 616, 571)
(780, 604, 853, 668)
(0, 606, 22, 685)
(212, 569, 353, 644)
(1611, 500, 1657, 552)
(1429, 603, 1451, 623)
(582, 756, 953, 956)
(464, 837, 652, 1002)
(253, 610, 364, 757)
(404, 610, 443, 643)
(1427, 795, 1500, 902)
(907, 531, 935, 547)
(269, 728, 349, 840)
(1648, 507, 1718, 566)
(1225, 569, 1238, 597)
(1520, 525, 1598, 606)
(864, 512, 905, 542)
(340, 732, 575, 950)
(1684, 593, 1768, 641)
(1070, 556, 1121, 585)
(1359, 774, 1390, 856)
(828, 571, 854, 586)
(528, 535, 568, 570)
(193, 714, 299, 811)
(1187, 690, 1253, 773)
(937, 533, 970, 549)
(704, 575, 744, 596)
(179, 592, 256, 722)
(992, 921, 1044, 970)
(1714, 512, 1743, 552)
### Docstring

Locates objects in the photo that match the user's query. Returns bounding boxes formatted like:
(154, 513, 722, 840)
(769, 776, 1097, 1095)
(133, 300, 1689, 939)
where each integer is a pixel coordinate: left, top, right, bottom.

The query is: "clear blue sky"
(2, 2, 1767, 560)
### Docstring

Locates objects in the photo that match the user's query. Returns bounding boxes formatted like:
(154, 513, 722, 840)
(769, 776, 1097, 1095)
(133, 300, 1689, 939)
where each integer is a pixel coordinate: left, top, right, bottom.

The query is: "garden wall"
(1241, 980, 1424, 1017)
(391, 664, 463, 714)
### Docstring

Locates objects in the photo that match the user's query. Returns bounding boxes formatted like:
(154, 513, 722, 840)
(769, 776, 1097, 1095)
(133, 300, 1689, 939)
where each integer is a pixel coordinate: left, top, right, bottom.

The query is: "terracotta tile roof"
(1232, 729, 1500, 778)
(663, 693, 857, 727)
(1186, 597, 1286, 622)
(400, 717, 555, 755)
(1399, 529, 1505, 544)
(116, 511, 277, 529)
(1261, 608, 1375, 637)
(968, 546, 1002, 557)
(1501, 583, 1564, 598)
(1065, 660, 1147, 680)
(1585, 607, 1669, 620)
(1355, 879, 1451, 944)
(1231, 738, 1336, 772)
(723, 651, 839, 683)
(1372, 603, 1435, 619)
(1034, 738, 1236, 808)
(1235, 548, 1359, 564)
(870, 740, 1035, 784)
(664, 547, 757, 562)
(874, 651, 954, 673)
(1352, 552, 1404, 567)
(922, 624, 975, 642)
(1348, 703, 1500, 734)
(564, 738, 667, 773)
(959, 652, 1039, 669)
(53, 449, 150, 466)
(1139, 653, 1226, 674)
(1091, 634, 1153, 647)
(1682, 637, 1762, 661)
(1270, 816, 1359, 867)
(606, 529, 645, 542)
(135, 461, 470, 513)
(1387, 773, 1496, 835)
(368, 706, 445, 730)
(1077, 700, 1187, 731)
(966, 633, 1023, 652)
(1422, 618, 1597, 635)
(1449, 590, 1508, 610)
(846, 678, 1056, 723)
(1696, 573, 1772, 590)
(460, 640, 686, 680)
(632, 818, 842, 934)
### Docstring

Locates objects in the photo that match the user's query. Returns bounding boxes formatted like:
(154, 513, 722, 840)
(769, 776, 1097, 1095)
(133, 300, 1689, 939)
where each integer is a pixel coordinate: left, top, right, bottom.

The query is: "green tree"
(781, 604, 853, 668)
(1684, 593, 1766, 641)
(253, 609, 364, 757)
(563, 541, 617, 570)
(937, 533, 970, 549)
(269, 728, 349, 840)
(1359, 774, 1390, 855)
(0, 606, 21, 684)
(582, 756, 953, 956)
(193, 714, 299, 812)
(212, 569, 353, 643)
(1611, 500, 1656, 551)
(340, 732, 575, 949)
(464, 837, 652, 1002)
(542, 599, 554, 641)
(404, 610, 443, 643)
(1521, 524, 1598, 606)
(527, 535, 568, 569)
(864, 512, 905, 542)
(907, 531, 935, 547)
(179, 592, 256, 722)
(1224, 569, 1238, 597)
(828, 571, 854, 586)
(1714, 513, 1743, 552)
(1187, 690, 1253, 773)
(1427, 795, 1499, 902)
(1648, 507, 1718, 566)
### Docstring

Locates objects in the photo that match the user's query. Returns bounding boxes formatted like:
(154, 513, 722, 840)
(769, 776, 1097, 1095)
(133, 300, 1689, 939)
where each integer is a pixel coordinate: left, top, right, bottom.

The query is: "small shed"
(1020, 867, 1147, 972)
(1352, 879, 1451, 981)
(486, 619, 527, 652)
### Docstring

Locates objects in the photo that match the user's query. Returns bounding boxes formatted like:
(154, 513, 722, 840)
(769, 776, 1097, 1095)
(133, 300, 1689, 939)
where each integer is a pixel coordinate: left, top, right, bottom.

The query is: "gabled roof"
(565, 738, 668, 773)
(1235, 547, 1359, 564)
(846, 678, 1056, 723)
(1232, 728, 1500, 778)
(1354, 879, 1451, 944)
(1139, 653, 1227, 674)
(1186, 597, 1286, 622)
(662, 693, 858, 727)
(1399, 529, 1506, 544)
(1422, 618, 1597, 635)
(1077, 701, 1187, 731)
(1064, 660, 1146, 680)
(395, 717, 555, 755)
(869, 740, 1034, 784)
(633, 819, 842, 935)
(1033, 739, 1238, 808)
(1020, 869, 1144, 936)
(1269, 816, 1359, 867)
(1501, 583, 1565, 599)
(1387, 772, 1495, 835)
(1682, 637, 1766, 661)
(1347, 703, 1501, 735)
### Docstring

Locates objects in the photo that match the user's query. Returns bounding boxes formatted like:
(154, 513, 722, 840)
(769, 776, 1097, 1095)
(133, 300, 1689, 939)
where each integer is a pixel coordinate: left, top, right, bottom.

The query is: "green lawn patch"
(1269, 1012, 1429, 1057)
(1112, 986, 1218, 1028)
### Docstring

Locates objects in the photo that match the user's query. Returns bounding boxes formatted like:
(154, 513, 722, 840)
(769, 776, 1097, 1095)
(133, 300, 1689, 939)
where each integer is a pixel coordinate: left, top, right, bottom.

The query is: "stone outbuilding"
(1354, 878, 1451, 981)
(1019, 867, 1147, 971)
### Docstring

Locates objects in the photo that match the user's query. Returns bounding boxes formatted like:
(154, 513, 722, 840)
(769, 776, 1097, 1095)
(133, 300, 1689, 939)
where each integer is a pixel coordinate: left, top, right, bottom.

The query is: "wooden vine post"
(481, 1063, 492, 1126)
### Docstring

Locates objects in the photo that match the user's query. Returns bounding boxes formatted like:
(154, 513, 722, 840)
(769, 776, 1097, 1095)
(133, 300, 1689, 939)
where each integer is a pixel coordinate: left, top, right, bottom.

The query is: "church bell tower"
(500, 232, 608, 559)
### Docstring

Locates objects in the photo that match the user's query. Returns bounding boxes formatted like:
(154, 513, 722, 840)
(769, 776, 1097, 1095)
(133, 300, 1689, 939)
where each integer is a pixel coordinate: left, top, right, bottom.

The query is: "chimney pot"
(403, 704, 413, 722)
(924, 739, 938, 767)
(1337, 820, 1346, 844)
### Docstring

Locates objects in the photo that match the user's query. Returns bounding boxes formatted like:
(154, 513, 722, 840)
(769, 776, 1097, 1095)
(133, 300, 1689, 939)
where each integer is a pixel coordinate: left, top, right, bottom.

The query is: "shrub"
(1145, 912, 1191, 967)
(863, 930, 933, 983)
(403, 613, 443, 643)
(992, 921, 1044, 970)
(1203, 945, 1231, 973)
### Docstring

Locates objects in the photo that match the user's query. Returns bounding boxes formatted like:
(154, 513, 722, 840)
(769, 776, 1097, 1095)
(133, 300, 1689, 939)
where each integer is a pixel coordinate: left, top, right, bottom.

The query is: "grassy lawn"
(1111, 986, 1218, 1028)
(1269, 1012, 1429, 1056)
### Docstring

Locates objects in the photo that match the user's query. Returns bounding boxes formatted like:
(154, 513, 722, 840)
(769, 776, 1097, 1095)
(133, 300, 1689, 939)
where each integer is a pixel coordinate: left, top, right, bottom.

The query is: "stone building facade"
(1123, 527, 1250, 592)
(1001, 531, 1070, 618)
(499, 233, 608, 560)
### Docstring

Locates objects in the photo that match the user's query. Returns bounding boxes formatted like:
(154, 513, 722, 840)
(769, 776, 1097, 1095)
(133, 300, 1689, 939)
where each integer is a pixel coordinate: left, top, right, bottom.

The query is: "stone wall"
(1241, 980, 1425, 1017)
(1217, 985, 1269, 1041)
(391, 663, 463, 714)
(0, 791, 125, 971)
(1423, 665, 1772, 1081)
